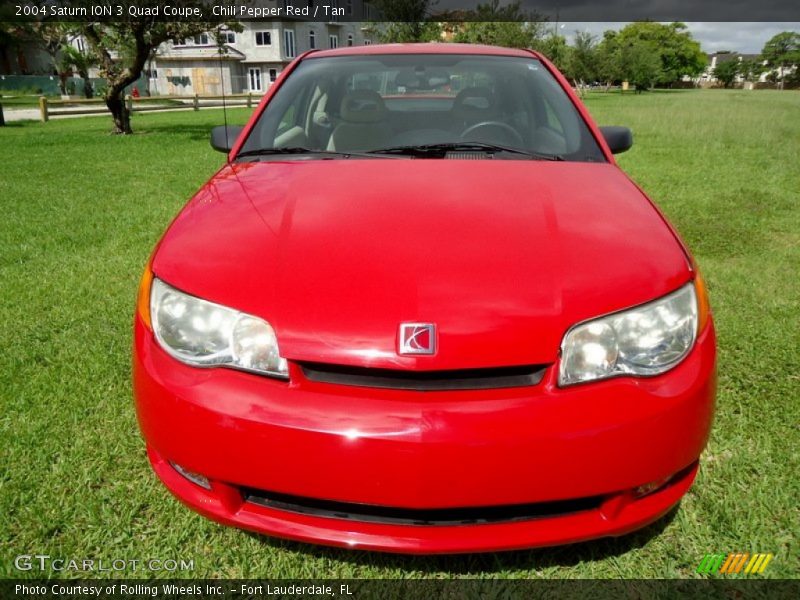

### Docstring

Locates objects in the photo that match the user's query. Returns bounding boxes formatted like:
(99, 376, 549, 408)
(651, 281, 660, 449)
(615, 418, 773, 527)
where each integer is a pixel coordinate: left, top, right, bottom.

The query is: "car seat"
(327, 90, 393, 152)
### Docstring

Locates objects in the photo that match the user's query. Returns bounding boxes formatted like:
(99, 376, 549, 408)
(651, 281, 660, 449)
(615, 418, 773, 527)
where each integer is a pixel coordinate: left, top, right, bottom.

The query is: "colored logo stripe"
(699, 553, 773, 575)
(745, 553, 773, 574)
(696, 554, 726, 574)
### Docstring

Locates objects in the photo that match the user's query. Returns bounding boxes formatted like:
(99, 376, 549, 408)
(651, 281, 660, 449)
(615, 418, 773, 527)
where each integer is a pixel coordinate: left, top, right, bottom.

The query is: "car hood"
(153, 159, 690, 370)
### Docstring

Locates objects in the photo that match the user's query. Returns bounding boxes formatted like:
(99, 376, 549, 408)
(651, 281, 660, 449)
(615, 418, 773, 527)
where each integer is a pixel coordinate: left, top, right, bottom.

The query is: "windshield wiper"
(367, 142, 564, 160)
(236, 147, 386, 159)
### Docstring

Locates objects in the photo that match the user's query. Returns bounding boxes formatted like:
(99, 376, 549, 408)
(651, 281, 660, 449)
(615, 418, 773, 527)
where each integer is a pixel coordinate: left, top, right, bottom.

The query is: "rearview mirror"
(599, 126, 633, 154)
(210, 125, 244, 153)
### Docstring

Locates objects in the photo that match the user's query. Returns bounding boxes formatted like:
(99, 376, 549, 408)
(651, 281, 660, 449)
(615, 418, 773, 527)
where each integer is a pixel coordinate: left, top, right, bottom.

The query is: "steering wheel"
(460, 121, 524, 147)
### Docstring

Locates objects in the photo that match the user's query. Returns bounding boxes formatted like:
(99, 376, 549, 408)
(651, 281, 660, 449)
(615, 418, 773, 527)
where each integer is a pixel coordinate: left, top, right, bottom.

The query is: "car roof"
(307, 43, 540, 60)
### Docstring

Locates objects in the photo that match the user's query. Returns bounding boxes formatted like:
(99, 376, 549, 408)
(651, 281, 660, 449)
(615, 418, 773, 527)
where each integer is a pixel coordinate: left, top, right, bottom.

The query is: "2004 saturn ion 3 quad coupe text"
(133, 44, 716, 554)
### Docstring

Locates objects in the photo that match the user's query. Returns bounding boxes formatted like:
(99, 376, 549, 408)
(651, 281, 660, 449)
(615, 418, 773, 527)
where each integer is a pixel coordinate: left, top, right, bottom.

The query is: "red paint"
(133, 44, 716, 553)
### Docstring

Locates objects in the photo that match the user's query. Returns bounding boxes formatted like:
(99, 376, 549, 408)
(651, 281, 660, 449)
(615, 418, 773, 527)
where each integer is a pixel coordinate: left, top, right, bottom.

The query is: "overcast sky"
(559, 22, 800, 54)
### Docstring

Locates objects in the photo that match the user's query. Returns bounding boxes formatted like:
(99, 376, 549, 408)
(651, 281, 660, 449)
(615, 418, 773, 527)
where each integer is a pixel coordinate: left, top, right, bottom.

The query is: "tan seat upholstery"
(452, 87, 497, 130)
(533, 126, 568, 155)
(327, 90, 393, 152)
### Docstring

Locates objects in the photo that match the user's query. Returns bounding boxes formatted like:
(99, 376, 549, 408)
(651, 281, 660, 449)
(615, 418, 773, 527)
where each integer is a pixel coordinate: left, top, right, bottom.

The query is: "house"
(151, 17, 375, 97)
(698, 51, 797, 87)
(0, 39, 52, 75)
(698, 52, 762, 85)
(1, 5, 379, 96)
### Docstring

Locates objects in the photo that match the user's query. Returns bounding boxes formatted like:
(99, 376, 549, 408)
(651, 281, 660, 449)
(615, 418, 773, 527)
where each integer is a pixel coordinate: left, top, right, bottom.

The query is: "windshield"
(239, 54, 606, 162)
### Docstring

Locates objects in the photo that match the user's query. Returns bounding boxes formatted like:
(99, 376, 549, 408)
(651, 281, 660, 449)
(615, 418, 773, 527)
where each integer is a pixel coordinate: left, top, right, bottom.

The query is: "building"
(0, 39, 51, 75)
(1, 3, 379, 96)
(151, 18, 374, 97)
(697, 52, 797, 87)
(698, 52, 762, 85)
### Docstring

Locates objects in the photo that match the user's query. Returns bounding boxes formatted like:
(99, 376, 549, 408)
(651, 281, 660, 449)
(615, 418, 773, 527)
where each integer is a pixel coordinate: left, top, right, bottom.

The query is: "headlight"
(559, 283, 698, 386)
(150, 278, 288, 379)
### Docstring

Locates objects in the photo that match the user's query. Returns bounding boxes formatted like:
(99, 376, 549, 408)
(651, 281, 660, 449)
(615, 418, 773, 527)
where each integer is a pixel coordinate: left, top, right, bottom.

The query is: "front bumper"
(133, 316, 716, 554)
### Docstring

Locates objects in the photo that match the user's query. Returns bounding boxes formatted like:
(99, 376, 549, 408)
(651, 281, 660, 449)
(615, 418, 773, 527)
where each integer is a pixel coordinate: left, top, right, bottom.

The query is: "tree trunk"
(83, 78, 93, 99)
(79, 68, 93, 98)
(106, 93, 131, 134)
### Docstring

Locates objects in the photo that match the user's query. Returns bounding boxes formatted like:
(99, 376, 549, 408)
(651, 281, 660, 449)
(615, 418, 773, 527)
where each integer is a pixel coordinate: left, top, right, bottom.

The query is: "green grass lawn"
(0, 95, 189, 110)
(0, 94, 57, 108)
(0, 91, 798, 580)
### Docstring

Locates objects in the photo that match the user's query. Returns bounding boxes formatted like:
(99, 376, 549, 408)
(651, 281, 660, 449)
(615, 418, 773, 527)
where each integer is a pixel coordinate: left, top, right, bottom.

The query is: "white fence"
(36, 93, 264, 122)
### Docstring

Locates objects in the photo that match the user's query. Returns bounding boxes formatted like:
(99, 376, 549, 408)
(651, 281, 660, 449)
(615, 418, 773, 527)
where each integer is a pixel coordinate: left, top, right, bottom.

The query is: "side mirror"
(599, 126, 633, 154)
(210, 125, 244, 153)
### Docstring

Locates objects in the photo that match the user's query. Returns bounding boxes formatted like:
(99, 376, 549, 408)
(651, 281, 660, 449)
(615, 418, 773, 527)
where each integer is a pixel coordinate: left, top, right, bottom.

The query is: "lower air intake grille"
(243, 488, 604, 526)
(298, 363, 547, 391)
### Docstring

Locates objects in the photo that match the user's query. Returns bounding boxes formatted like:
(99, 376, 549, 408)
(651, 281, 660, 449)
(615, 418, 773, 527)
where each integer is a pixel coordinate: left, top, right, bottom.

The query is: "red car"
(133, 44, 715, 554)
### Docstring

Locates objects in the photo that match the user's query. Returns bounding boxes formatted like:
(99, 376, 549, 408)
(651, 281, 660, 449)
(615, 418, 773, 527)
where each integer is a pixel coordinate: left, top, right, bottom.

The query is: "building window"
(219, 31, 235, 44)
(249, 68, 262, 92)
(76, 37, 85, 52)
(284, 30, 296, 58)
(193, 34, 209, 45)
(347, 34, 354, 47)
(329, 35, 338, 49)
(309, 30, 316, 49)
(269, 69, 278, 83)
(347, 0, 353, 15)
(255, 31, 271, 46)
(364, 39, 372, 45)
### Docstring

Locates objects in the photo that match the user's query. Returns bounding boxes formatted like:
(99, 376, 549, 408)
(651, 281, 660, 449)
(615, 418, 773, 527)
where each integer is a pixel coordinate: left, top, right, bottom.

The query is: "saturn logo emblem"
(398, 323, 436, 355)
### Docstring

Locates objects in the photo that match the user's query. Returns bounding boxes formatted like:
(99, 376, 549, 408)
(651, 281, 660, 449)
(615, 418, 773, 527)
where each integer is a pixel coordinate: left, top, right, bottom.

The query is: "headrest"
(453, 87, 495, 115)
(340, 90, 387, 123)
(395, 70, 422, 89)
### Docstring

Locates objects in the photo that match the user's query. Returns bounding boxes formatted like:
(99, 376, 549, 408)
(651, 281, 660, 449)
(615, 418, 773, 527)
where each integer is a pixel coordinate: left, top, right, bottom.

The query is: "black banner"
(1, 0, 799, 23)
(3, 579, 800, 600)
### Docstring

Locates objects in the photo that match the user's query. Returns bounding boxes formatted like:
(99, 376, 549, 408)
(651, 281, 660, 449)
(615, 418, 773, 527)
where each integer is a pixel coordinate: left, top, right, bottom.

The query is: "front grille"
(298, 362, 547, 391)
(445, 151, 492, 160)
(243, 488, 604, 526)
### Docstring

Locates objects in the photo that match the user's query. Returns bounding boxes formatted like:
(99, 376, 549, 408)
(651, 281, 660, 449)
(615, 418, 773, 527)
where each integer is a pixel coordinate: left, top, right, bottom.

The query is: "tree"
(451, 1, 545, 49)
(77, 2, 239, 134)
(739, 58, 765, 84)
(372, 0, 442, 43)
(614, 22, 705, 85)
(377, 21, 442, 43)
(760, 32, 800, 89)
(0, 20, 28, 73)
(596, 30, 623, 84)
(713, 58, 739, 88)
(537, 34, 569, 69)
(568, 31, 599, 84)
(454, 21, 543, 49)
(61, 44, 96, 98)
(620, 40, 662, 92)
(30, 22, 72, 93)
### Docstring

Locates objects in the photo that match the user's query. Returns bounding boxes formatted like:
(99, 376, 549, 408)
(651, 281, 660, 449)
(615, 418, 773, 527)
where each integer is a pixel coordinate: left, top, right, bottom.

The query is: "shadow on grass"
(0, 121, 35, 128)
(135, 122, 220, 143)
(244, 505, 680, 574)
(136, 112, 250, 142)
(648, 88, 695, 93)
(586, 89, 695, 97)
